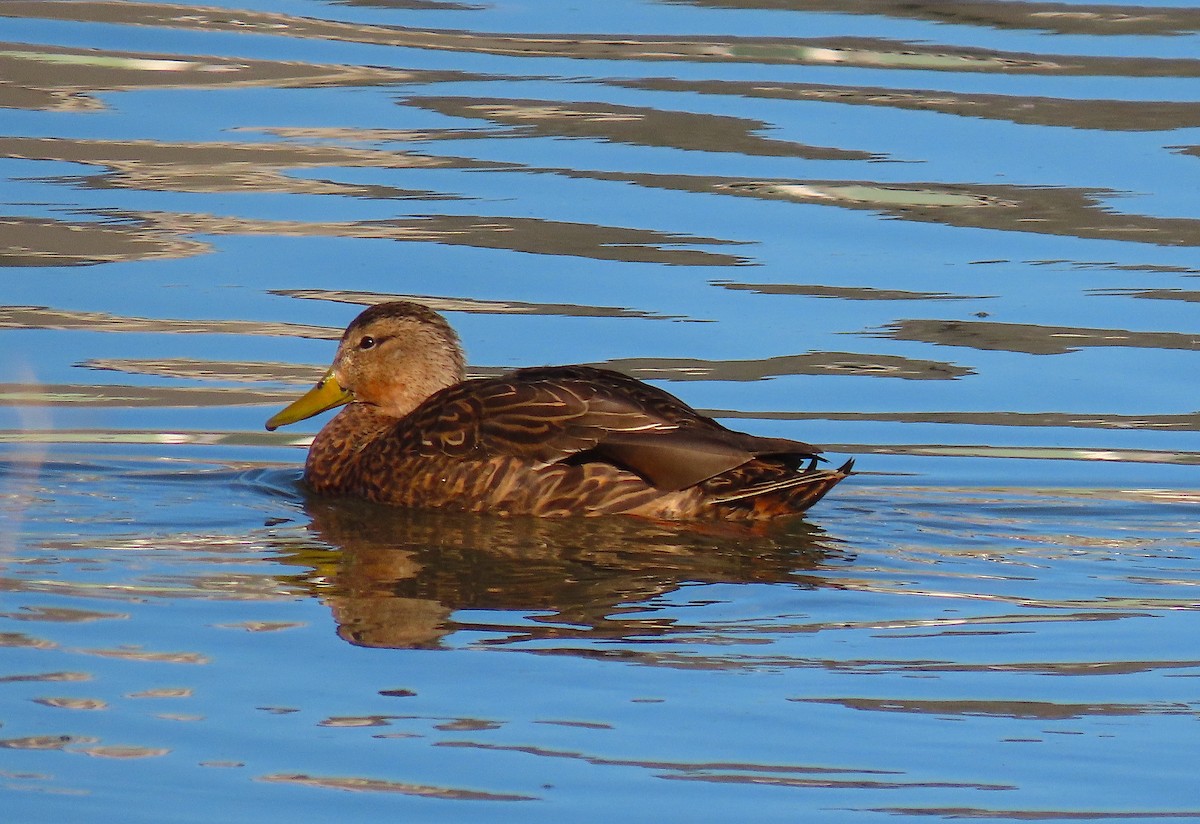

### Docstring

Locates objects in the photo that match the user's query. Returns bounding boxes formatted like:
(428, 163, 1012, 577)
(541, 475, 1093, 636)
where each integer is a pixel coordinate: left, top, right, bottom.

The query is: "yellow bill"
(265, 370, 352, 431)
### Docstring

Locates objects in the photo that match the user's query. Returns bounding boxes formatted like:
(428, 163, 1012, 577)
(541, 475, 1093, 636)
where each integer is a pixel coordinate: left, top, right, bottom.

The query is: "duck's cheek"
(348, 372, 387, 405)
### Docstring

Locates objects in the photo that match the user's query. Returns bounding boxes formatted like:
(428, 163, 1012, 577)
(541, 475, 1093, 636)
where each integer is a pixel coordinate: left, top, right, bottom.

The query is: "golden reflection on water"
(0, 305, 334, 338)
(278, 496, 837, 648)
(671, 0, 1200, 38)
(0, 671, 92, 683)
(406, 96, 879, 160)
(257, 772, 539, 801)
(873, 318, 1200, 356)
(0, 209, 748, 267)
(13, 133, 1196, 255)
(272, 288, 693, 320)
(7, 1, 1200, 75)
(564, 171, 1200, 246)
(2, 134, 486, 198)
(0, 40, 455, 112)
(32, 696, 109, 710)
(266, 482, 1200, 654)
(614, 76, 1200, 132)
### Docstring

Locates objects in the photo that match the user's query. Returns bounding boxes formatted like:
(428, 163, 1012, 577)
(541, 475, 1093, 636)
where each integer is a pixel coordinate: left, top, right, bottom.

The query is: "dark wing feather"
(397, 366, 822, 492)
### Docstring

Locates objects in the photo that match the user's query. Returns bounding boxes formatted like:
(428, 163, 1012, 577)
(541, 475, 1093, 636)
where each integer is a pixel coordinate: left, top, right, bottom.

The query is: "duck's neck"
(304, 403, 397, 495)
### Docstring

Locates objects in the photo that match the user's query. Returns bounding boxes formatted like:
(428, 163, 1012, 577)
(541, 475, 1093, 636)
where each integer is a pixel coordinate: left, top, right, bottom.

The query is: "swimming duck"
(266, 301, 852, 519)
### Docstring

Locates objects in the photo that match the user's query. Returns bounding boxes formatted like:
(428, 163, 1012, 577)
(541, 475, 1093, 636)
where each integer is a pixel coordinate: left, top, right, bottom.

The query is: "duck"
(266, 301, 852, 519)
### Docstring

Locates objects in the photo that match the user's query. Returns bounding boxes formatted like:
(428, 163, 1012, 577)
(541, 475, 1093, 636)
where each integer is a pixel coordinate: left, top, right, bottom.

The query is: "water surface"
(2, 0, 1199, 820)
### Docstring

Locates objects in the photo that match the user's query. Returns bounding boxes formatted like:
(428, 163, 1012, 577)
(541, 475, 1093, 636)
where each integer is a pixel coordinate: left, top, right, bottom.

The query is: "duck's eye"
(358, 336, 376, 350)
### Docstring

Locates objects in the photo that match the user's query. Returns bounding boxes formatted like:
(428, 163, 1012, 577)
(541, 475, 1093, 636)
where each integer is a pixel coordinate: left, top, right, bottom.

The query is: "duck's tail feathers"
(709, 458, 854, 513)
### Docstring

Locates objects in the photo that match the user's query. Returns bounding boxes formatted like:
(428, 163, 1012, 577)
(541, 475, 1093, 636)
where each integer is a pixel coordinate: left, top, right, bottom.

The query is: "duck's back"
(305, 365, 848, 518)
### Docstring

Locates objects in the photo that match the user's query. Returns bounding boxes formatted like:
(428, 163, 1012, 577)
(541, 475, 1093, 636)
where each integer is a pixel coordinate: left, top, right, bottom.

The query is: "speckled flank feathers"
(271, 302, 852, 519)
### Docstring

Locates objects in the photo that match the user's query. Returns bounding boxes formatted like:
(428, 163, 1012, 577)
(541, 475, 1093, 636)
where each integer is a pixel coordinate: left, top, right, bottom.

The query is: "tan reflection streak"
(557, 172, 1200, 247)
(127, 687, 193, 698)
(0, 306, 336, 339)
(0, 82, 102, 113)
(601, 351, 973, 381)
(0, 135, 489, 197)
(215, 621, 304, 633)
(0, 734, 96, 750)
(614, 77, 1200, 133)
(666, 0, 1200, 38)
(151, 211, 749, 266)
(75, 648, 210, 664)
(256, 773, 537, 801)
(408, 96, 878, 160)
(1089, 287, 1200, 303)
(0, 431, 305, 448)
(0, 216, 208, 267)
(33, 697, 108, 710)
(13, 142, 1195, 254)
(1031, 259, 1200, 275)
(715, 281, 992, 301)
(241, 126, 491, 143)
(318, 715, 396, 727)
(76, 745, 170, 759)
(273, 288, 690, 319)
(6, 2, 1200, 76)
(0, 383, 306, 408)
(871, 318, 1200, 355)
(710, 408, 1200, 433)
(0, 208, 745, 266)
(0, 41, 459, 111)
(0, 606, 127, 622)
(84, 357, 323, 383)
(6, 568, 298, 601)
(0, 671, 91, 683)
(0, 632, 55, 649)
(534, 719, 614, 730)
(792, 696, 1196, 719)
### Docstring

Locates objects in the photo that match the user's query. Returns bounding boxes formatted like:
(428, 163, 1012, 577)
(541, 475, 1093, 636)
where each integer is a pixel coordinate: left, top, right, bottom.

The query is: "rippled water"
(3, 0, 1200, 820)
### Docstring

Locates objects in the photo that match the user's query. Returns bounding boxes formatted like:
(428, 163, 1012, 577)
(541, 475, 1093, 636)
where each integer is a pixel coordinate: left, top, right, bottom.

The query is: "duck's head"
(266, 301, 466, 430)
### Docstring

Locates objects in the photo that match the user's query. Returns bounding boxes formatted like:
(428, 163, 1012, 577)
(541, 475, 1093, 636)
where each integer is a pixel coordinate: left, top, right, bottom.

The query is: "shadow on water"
(274, 494, 845, 650)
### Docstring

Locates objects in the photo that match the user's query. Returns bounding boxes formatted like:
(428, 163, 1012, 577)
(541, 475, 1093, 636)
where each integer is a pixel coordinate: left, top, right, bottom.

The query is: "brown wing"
(396, 366, 822, 492)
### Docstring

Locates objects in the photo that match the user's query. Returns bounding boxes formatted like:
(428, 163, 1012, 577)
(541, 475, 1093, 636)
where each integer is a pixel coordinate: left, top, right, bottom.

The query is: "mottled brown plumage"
(267, 301, 852, 519)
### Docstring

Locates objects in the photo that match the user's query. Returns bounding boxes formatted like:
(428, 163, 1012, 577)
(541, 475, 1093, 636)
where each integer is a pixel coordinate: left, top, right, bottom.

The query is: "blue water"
(2, 0, 1200, 820)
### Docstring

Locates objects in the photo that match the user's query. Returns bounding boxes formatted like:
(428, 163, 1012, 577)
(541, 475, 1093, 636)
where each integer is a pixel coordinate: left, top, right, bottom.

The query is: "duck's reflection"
(280, 496, 844, 649)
